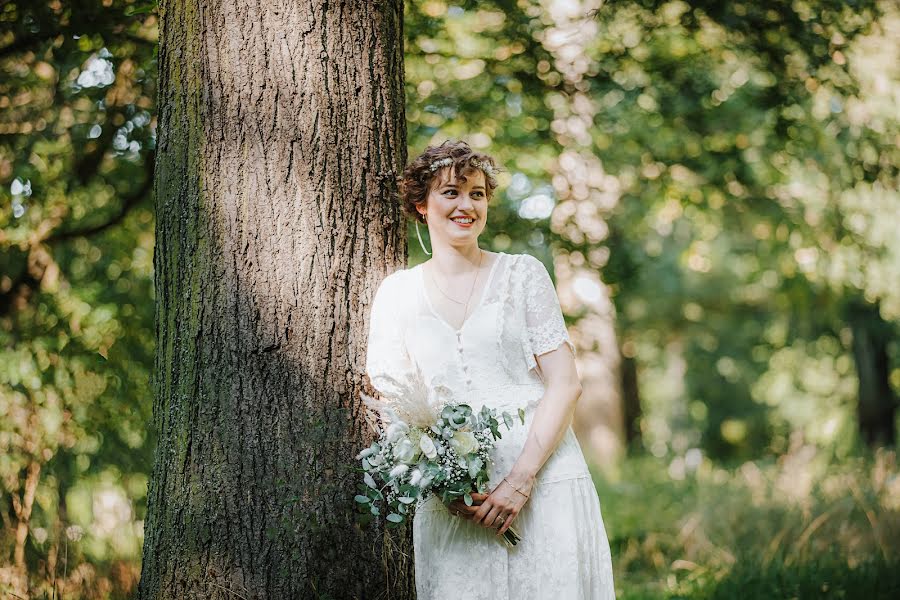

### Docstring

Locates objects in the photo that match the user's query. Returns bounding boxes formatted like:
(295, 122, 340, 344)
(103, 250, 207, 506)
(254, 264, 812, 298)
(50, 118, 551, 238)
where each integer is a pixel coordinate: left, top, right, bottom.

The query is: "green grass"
(691, 554, 900, 600)
(9, 448, 897, 599)
(591, 449, 900, 599)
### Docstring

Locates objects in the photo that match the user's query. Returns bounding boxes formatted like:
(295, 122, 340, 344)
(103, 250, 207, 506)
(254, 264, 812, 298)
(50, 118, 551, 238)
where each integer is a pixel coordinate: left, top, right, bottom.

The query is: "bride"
(365, 140, 615, 598)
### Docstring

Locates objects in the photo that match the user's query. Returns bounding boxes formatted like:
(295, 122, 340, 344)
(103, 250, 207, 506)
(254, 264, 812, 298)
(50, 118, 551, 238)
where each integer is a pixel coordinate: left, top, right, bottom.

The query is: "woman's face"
(418, 167, 488, 245)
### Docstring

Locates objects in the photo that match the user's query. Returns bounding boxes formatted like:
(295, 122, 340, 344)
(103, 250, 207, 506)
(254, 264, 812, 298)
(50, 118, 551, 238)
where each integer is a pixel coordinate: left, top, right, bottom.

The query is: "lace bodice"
(364, 252, 576, 415)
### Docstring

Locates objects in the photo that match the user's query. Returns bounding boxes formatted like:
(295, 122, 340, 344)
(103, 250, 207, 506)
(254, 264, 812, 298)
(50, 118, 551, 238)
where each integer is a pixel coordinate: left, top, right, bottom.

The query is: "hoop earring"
(415, 219, 432, 256)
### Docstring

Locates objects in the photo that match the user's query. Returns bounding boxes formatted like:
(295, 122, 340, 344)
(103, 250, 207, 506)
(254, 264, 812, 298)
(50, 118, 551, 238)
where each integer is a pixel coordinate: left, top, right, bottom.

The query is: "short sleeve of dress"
(365, 273, 415, 402)
(522, 254, 576, 371)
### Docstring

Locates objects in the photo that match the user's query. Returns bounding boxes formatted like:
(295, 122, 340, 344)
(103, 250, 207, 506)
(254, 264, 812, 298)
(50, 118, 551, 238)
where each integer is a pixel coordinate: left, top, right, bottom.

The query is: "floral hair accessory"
(469, 158, 498, 185)
(427, 156, 498, 186)
(428, 157, 453, 172)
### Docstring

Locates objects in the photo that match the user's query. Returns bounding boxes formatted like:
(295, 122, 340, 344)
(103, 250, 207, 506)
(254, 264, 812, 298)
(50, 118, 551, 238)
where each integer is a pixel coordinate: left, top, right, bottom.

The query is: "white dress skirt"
(365, 252, 616, 599)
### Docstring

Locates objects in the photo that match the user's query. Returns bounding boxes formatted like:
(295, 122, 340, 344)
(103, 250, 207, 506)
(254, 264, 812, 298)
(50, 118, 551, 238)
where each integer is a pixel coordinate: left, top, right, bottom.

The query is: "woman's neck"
(426, 244, 484, 278)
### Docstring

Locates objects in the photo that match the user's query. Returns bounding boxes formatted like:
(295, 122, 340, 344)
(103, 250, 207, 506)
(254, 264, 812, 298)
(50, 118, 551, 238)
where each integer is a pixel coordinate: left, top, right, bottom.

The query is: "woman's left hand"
(471, 473, 534, 536)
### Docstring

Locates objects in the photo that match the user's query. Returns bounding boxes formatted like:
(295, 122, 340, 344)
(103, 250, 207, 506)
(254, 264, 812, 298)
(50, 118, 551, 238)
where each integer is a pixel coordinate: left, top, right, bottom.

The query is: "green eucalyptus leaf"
(468, 456, 483, 479)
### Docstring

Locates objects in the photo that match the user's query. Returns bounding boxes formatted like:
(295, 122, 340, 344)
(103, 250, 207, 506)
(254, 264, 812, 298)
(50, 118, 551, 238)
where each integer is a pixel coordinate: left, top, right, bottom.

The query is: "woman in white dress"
(365, 140, 615, 599)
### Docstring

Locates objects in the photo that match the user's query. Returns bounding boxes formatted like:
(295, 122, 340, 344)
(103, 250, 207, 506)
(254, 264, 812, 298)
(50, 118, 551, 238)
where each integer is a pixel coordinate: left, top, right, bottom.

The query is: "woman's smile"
(450, 216, 475, 228)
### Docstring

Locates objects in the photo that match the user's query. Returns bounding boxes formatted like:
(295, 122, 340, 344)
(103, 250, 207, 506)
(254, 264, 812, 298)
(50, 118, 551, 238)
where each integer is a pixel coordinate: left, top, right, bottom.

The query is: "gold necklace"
(427, 250, 484, 323)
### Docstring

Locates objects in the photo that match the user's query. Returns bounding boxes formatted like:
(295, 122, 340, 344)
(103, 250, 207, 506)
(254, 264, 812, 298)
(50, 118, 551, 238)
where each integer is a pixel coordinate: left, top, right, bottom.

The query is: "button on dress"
(365, 251, 615, 599)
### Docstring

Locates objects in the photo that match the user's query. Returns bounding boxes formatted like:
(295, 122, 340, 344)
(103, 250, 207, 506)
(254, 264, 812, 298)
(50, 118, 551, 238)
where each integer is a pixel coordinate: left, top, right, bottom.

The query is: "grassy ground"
(592, 448, 900, 599)
(6, 446, 897, 599)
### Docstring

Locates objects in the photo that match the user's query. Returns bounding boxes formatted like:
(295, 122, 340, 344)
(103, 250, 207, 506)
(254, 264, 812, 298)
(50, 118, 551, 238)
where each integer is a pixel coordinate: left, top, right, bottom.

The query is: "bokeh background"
(1, 1, 898, 598)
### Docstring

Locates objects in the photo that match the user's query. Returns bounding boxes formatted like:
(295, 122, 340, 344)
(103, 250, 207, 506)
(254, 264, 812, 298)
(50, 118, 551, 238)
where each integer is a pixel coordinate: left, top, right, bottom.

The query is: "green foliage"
(1, 0, 898, 596)
(581, 0, 900, 457)
(693, 554, 900, 600)
(593, 450, 900, 598)
(0, 0, 157, 595)
(403, 0, 900, 459)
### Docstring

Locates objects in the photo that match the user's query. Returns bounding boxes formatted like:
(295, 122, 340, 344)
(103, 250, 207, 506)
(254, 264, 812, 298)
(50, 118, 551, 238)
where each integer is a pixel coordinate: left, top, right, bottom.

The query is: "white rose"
(394, 438, 421, 464)
(449, 431, 478, 455)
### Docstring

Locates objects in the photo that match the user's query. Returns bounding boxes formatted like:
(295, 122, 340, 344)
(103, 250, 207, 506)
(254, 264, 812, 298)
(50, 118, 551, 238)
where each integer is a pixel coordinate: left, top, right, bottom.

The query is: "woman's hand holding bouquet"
(354, 400, 526, 547)
(470, 471, 534, 538)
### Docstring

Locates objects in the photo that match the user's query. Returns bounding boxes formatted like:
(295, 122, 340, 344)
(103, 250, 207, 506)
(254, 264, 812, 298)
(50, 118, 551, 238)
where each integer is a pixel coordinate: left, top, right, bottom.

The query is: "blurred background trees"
(0, 1, 156, 597)
(1, 0, 897, 598)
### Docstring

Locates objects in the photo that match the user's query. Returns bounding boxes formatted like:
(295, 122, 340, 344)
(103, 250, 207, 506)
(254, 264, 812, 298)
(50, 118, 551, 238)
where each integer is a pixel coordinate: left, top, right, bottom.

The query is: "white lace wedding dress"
(365, 251, 615, 599)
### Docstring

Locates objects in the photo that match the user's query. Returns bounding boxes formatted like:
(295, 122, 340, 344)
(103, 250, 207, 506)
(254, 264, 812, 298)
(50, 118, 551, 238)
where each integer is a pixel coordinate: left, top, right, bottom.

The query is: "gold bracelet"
(503, 477, 530, 498)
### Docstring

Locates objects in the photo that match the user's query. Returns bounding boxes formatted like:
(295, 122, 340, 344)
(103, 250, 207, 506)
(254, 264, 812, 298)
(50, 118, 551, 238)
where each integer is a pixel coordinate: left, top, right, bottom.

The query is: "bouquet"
(354, 397, 525, 547)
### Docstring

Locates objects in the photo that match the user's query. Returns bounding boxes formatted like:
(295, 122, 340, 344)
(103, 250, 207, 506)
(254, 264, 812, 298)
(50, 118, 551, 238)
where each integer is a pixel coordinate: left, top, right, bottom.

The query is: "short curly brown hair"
(398, 139, 503, 224)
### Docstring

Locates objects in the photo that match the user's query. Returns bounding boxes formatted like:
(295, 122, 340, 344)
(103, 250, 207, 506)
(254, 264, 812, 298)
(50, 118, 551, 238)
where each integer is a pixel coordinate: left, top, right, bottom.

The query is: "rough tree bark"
(138, 1, 413, 598)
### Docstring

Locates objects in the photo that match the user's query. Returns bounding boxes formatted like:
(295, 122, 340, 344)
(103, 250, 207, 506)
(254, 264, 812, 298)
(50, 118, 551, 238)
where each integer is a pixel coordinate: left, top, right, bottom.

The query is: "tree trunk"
(12, 461, 41, 572)
(621, 354, 642, 448)
(848, 301, 897, 447)
(138, 2, 412, 599)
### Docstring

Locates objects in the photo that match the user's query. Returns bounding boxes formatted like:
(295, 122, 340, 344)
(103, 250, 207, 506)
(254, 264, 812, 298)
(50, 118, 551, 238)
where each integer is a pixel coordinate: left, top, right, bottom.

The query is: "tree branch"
(49, 151, 155, 244)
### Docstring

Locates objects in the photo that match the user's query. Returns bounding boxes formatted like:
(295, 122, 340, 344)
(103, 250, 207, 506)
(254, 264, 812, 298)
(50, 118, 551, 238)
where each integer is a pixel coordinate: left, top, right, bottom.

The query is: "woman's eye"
(443, 190, 484, 197)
